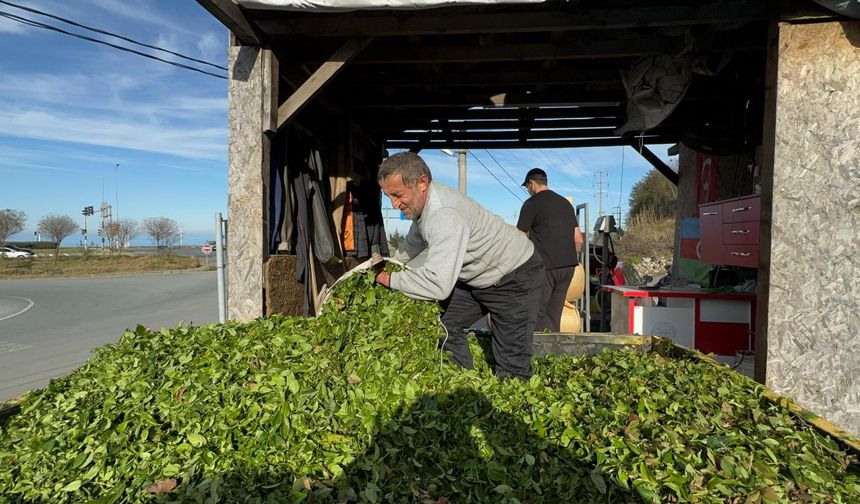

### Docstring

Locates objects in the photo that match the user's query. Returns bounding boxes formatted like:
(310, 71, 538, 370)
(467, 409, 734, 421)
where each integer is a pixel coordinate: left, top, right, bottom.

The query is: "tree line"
(0, 209, 183, 257)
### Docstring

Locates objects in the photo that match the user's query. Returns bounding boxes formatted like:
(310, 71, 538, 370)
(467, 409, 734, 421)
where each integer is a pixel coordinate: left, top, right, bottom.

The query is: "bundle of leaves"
(1, 269, 859, 503)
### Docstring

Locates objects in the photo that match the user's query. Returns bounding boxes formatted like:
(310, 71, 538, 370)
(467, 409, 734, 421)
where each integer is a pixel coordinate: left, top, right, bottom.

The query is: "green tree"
(388, 230, 405, 252)
(627, 169, 677, 221)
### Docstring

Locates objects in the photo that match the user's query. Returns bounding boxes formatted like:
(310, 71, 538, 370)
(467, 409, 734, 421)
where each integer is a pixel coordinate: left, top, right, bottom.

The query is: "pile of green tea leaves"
(1, 269, 859, 503)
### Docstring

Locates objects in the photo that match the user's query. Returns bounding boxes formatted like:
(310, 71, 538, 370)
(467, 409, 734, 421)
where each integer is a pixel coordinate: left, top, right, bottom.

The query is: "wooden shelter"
(198, 0, 859, 435)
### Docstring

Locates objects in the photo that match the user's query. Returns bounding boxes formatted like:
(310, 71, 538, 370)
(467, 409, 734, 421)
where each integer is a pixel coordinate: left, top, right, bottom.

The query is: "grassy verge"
(615, 213, 675, 265)
(0, 254, 201, 279)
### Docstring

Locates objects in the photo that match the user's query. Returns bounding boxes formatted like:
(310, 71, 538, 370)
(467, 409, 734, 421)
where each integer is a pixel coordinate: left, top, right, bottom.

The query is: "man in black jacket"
(517, 168, 584, 332)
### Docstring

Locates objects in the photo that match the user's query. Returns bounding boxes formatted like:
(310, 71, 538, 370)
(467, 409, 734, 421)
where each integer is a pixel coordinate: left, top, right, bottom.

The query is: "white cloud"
(0, 108, 226, 161)
(0, 16, 29, 34)
(0, 71, 225, 120)
(84, 0, 194, 35)
(196, 32, 223, 62)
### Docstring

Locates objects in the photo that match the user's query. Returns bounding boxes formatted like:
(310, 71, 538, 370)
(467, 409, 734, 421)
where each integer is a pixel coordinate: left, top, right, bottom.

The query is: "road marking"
(0, 340, 33, 354)
(0, 296, 35, 321)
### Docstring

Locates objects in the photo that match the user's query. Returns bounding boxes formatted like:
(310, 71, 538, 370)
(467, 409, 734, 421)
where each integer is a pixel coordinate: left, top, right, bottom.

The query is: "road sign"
(202, 243, 213, 254)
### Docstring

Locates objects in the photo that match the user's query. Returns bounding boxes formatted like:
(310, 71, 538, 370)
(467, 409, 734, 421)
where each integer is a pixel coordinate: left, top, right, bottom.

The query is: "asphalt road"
(0, 270, 218, 402)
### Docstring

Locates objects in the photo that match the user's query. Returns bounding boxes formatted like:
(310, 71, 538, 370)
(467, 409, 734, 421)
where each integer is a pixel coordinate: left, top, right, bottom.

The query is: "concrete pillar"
(226, 42, 278, 321)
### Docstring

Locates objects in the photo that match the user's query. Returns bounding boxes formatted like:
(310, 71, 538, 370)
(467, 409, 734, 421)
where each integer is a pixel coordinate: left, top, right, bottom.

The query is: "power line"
(527, 148, 579, 191)
(482, 149, 528, 195)
(467, 151, 524, 202)
(539, 148, 580, 188)
(506, 150, 532, 170)
(0, 0, 226, 71)
(0, 10, 227, 80)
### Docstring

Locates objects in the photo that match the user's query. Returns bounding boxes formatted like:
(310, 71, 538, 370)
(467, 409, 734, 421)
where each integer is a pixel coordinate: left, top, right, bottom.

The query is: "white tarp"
(237, 0, 547, 12)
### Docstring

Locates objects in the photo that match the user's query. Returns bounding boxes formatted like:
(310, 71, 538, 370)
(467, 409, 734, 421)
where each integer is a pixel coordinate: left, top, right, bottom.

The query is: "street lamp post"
(115, 163, 120, 250)
(440, 149, 467, 195)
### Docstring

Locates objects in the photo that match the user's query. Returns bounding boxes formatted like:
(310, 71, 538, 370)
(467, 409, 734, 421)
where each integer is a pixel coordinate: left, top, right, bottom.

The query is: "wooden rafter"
(377, 117, 623, 132)
(386, 136, 677, 150)
(277, 37, 373, 129)
(290, 31, 762, 66)
(357, 106, 625, 122)
(344, 68, 622, 89)
(630, 143, 679, 185)
(350, 90, 626, 108)
(195, 0, 260, 45)
(386, 127, 679, 141)
(309, 37, 676, 65)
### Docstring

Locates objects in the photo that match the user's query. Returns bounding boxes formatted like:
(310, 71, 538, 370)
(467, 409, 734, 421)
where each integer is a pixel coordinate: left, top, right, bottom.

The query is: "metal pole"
(215, 212, 226, 323)
(576, 203, 590, 332)
(115, 163, 120, 250)
(600, 231, 610, 332)
(458, 149, 467, 195)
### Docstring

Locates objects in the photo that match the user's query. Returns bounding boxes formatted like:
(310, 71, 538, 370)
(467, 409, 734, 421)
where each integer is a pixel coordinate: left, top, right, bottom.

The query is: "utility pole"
(441, 149, 468, 195)
(458, 149, 467, 195)
(594, 171, 608, 217)
(115, 163, 120, 250)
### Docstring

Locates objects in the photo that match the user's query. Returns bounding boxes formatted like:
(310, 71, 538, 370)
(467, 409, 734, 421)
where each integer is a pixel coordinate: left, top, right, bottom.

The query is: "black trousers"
(536, 266, 575, 332)
(440, 253, 544, 380)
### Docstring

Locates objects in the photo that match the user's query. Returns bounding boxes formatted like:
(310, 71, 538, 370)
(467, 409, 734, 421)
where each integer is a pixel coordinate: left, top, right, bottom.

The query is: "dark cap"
(521, 168, 548, 186)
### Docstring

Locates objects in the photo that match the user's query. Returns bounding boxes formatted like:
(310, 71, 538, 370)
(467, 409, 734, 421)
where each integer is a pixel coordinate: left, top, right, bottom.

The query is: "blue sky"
(0, 0, 674, 246)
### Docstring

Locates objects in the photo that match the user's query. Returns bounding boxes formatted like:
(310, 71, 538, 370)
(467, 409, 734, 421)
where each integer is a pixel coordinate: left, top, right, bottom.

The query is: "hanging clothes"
(342, 190, 356, 254)
(307, 147, 337, 263)
(268, 128, 296, 253)
(349, 165, 389, 258)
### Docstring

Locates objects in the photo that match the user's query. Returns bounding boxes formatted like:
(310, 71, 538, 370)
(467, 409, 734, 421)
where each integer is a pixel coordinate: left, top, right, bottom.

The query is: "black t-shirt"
(517, 190, 579, 269)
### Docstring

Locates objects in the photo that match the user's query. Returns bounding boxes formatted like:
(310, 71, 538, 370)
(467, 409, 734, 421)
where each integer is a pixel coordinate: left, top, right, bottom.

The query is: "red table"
(602, 285, 756, 357)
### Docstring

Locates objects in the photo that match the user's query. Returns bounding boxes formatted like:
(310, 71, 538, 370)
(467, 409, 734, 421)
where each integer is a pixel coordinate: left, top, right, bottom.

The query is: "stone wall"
(768, 21, 860, 435)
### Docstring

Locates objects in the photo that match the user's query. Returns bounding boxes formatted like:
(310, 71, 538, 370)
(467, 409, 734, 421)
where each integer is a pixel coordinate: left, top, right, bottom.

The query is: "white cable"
(438, 315, 449, 373)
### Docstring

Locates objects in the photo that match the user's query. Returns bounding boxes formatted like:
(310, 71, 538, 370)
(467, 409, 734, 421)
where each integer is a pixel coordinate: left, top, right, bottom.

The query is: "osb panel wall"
(226, 45, 274, 322)
(769, 21, 860, 435)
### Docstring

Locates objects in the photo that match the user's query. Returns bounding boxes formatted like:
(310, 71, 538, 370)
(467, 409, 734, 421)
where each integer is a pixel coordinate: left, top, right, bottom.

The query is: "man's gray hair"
(378, 152, 433, 187)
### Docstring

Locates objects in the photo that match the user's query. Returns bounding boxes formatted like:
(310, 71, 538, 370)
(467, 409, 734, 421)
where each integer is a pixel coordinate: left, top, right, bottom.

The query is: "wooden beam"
(343, 68, 622, 88)
(277, 37, 373, 129)
(289, 28, 762, 66)
(388, 127, 680, 141)
(386, 136, 676, 150)
(255, 1, 767, 37)
(357, 105, 625, 122)
(629, 143, 679, 185)
(379, 117, 623, 132)
(351, 90, 626, 108)
(196, 0, 260, 45)
(334, 37, 676, 65)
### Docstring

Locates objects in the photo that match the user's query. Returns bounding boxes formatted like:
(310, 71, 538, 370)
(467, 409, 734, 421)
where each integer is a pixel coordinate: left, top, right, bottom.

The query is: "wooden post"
(277, 37, 373, 129)
(754, 20, 778, 385)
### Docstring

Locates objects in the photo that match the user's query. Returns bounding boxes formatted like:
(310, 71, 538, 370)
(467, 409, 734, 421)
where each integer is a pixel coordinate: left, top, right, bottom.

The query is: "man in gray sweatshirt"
(373, 152, 544, 380)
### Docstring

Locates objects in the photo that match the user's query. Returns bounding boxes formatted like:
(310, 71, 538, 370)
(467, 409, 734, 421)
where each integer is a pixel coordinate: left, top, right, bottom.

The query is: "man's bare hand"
(375, 270, 391, 287)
